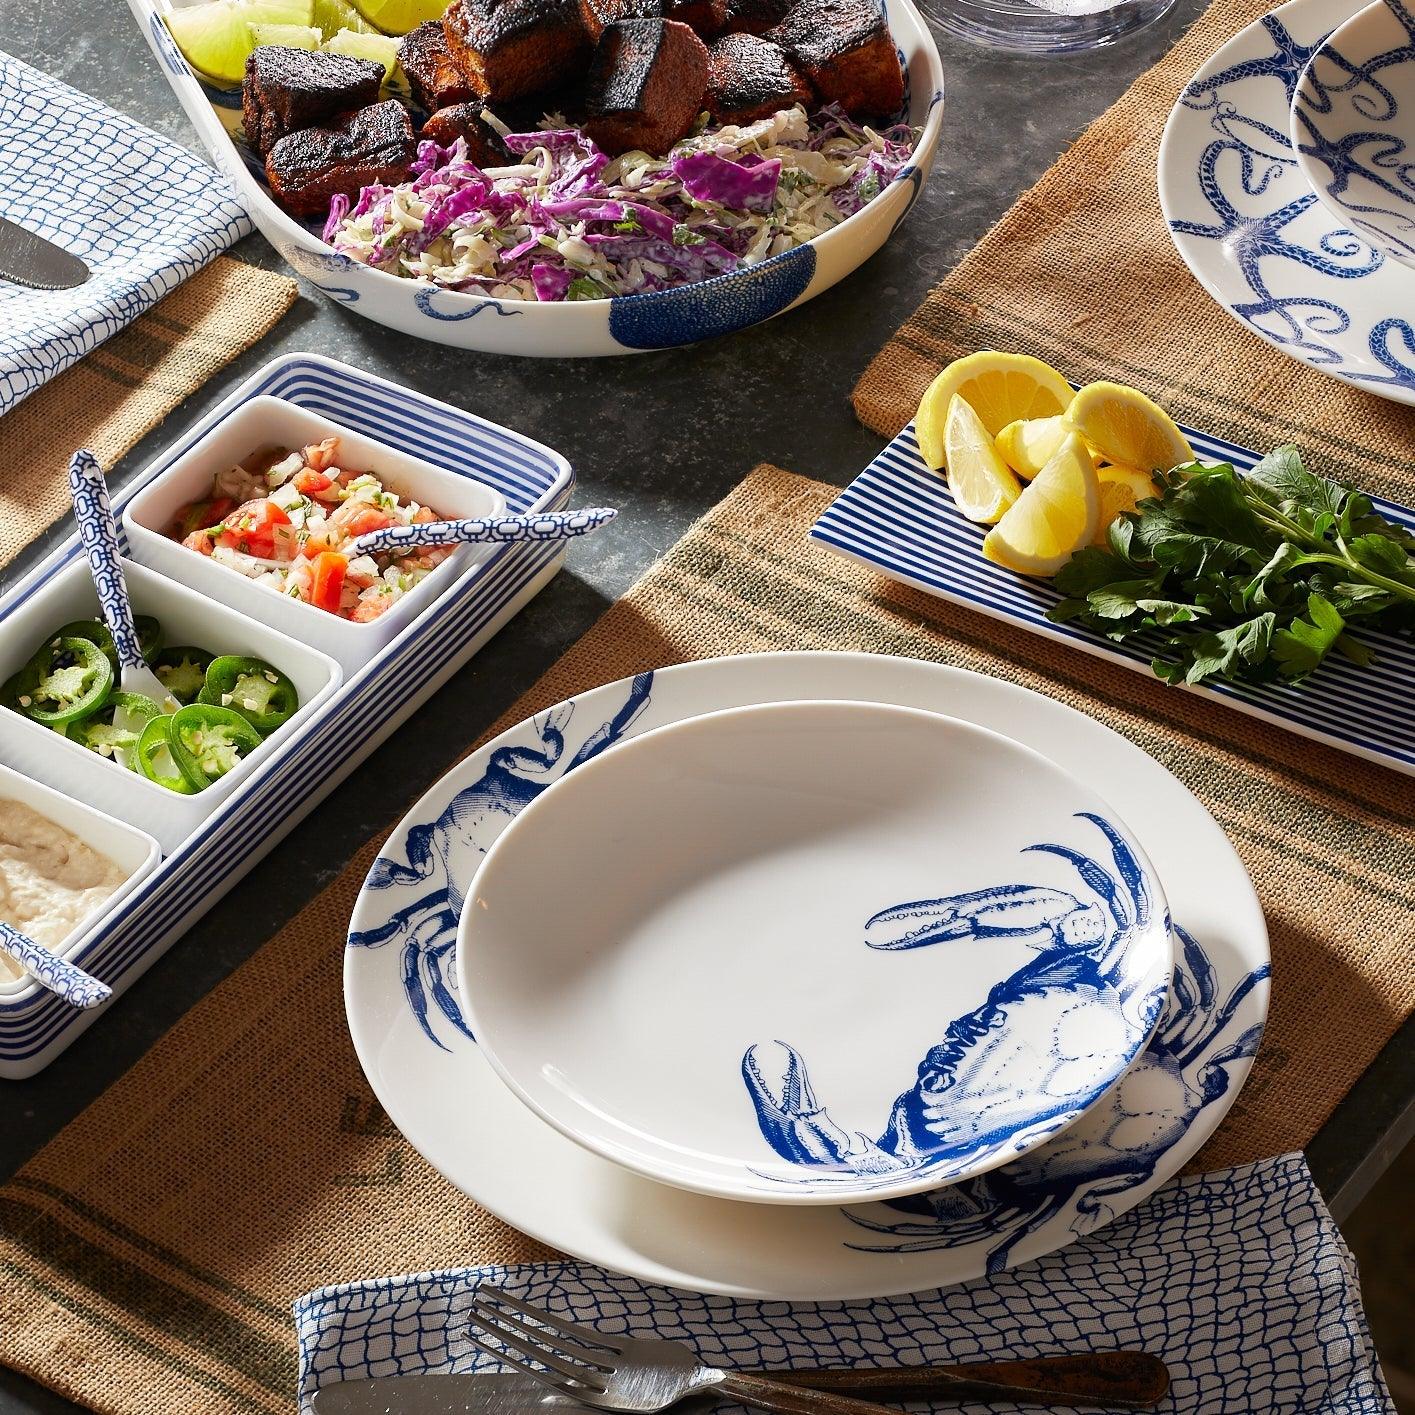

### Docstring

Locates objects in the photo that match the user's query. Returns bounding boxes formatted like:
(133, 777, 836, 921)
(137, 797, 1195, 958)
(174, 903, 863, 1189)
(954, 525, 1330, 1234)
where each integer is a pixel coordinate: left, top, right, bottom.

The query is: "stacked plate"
(344, 653, 1271, 1301)
(1159, 0, 1415, 405)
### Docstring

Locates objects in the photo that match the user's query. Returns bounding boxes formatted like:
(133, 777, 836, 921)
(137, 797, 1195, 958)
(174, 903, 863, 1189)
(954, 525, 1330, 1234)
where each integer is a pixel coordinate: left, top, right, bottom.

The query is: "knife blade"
(0, 216, 90, 290)
(309, 1354, 1170, 1414)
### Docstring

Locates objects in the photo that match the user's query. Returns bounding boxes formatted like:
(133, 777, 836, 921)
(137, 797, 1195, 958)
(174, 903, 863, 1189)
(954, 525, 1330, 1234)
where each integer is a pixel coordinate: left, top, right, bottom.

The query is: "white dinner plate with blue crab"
(457, 698, 1175, 1206)
(344, 651, 1270, 1300)
(1158, 0, 1415, 406)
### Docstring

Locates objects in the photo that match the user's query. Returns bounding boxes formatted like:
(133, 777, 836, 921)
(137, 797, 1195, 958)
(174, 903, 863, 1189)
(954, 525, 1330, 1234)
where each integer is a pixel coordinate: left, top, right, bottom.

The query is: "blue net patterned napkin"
(0, 50, 251, 418)
(295, 1153, 1393, 1415)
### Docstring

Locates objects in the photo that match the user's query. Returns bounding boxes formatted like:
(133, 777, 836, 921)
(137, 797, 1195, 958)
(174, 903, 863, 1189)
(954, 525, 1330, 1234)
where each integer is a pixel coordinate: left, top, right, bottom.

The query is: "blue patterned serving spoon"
(0, 923, 112, 1009)
(346, 506, 618, 560)
(68, 450, 178, 760)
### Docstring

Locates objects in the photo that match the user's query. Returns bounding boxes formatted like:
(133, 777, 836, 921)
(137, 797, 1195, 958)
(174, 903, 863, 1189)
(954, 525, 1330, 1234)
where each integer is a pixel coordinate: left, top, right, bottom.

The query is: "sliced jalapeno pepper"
(4, 636, 115, 727)
(136, 715, 196, 793)
(154, 647, 215, 705)
(68, 693, 162, 764)
(55, 616, 162, 668)
(168, 703, 262, 790)
(197, 655, 299, 734)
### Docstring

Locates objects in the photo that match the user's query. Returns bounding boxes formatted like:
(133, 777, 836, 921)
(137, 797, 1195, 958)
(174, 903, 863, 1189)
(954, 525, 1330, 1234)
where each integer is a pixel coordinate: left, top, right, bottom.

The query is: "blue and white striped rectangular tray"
(0, 354, 571, 1078)
(812, 422, 1415, 777)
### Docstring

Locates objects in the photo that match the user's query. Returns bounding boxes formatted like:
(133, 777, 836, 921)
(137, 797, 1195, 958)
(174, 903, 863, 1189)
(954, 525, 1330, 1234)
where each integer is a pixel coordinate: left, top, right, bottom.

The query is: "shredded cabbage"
(323, 104, 916, 301)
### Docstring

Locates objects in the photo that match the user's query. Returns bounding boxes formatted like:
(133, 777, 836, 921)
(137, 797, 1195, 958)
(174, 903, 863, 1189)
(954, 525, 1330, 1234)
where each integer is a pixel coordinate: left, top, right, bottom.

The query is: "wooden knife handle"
(744, 1353, 1171, 1409)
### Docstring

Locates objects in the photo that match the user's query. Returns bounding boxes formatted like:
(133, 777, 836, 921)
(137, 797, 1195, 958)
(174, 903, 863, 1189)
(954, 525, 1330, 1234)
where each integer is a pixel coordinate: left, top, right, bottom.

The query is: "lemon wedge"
(995, 415, 1071, 481)
(915, 351, 1074, 471)
(982, 431, 1098, 576)
(1067, 382, 1193, 475)
(1091, 465, 1159, 545)
(943, 394, 1022, 524)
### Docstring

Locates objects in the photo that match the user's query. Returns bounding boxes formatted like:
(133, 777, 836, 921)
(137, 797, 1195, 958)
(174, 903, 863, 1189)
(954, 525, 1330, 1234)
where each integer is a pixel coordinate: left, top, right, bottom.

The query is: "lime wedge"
(323, 27, 402, 81)
(165, 1, 259, 85)
(349, 0, 447, 35)
(245, 0, 315, 22)
(313, 0, 377, 35)
(252, 21, 322, 45)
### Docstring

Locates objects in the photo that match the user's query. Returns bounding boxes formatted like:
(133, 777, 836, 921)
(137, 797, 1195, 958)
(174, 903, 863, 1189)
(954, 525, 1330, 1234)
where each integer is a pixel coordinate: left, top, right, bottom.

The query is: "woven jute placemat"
(0, 463, 1411, 1415)
(853, 0, 1415, 493)
(0, 255, 298, 569)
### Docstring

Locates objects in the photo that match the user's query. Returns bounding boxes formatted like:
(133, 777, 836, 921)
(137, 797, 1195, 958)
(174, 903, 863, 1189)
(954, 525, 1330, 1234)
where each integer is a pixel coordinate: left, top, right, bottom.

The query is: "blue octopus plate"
(1291, 0, 1415, 270)
(344, 652, 1269, 1299)
(1158, 0, 1415, 406)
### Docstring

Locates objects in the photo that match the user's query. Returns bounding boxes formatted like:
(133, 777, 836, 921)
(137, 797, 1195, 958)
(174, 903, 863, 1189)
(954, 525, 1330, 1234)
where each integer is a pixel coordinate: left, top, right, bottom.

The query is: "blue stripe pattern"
(811, 423, 1415, 777)
(0, 356, 571, 1065)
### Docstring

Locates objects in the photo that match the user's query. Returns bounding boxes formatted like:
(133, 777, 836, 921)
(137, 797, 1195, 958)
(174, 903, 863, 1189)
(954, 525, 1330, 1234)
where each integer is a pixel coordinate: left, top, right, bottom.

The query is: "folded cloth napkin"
(0, 50, 251, 418)
(295, 1154, 1393, 1414)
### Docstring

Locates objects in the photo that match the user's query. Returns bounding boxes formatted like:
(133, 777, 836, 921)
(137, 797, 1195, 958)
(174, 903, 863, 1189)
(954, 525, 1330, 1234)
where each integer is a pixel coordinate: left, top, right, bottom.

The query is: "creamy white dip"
(0, 800, 128, 982)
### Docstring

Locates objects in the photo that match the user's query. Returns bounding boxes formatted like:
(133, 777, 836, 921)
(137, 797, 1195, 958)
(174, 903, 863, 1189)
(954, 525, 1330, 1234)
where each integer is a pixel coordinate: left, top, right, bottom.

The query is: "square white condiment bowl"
(0, 761, 161, 999)
(0, 558, 341, 854)
(122, 395, 507, 675)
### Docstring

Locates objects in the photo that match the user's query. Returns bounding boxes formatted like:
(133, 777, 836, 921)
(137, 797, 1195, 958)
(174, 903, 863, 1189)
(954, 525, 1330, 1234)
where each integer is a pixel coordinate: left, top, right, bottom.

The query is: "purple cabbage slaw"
(322, 104, 916, 302)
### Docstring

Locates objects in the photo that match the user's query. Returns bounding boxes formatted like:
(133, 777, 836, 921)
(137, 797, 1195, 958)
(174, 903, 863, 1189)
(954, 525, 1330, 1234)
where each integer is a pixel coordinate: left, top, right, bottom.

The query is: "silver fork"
(469, 1287, 910, 1415)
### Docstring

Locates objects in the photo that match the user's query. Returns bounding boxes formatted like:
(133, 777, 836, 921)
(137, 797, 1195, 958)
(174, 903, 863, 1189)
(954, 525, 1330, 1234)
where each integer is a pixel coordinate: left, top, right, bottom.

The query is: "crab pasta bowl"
(457, 699, 1175, 1206)
(127, 0, 943, 355)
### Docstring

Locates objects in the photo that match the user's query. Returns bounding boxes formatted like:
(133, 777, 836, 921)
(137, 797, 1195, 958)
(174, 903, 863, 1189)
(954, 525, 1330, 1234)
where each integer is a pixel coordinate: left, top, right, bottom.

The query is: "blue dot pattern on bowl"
(607, 243, 816, 349)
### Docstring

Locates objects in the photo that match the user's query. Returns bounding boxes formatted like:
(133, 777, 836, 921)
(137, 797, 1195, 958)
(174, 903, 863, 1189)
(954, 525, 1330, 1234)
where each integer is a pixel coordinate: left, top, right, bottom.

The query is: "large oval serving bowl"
(1290, 0, 1415, 270)
(127, 0, 944, 355)
(457, 699, 1174, 1206)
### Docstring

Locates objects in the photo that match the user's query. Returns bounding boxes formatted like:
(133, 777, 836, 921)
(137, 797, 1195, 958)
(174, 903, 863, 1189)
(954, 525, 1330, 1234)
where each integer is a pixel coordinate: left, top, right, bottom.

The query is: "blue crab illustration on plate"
(846, 923, 1268, 1272)
(742, 813, 1171, 1192)
(345, 660, 1271, 1287)
(348, 673, 653, 1047)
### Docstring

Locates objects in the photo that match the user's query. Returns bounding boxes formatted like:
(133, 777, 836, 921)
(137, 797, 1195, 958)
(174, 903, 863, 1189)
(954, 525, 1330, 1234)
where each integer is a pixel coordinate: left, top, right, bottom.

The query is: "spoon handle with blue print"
(0, 923, 112, 1010)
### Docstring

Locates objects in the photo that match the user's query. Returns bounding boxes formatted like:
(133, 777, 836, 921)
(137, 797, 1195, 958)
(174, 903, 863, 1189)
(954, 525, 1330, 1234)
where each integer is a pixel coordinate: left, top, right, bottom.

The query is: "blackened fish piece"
(584, 17, 708, 155)
(579, 0, 663, 43)
(441, 0, 591, 103)
(420, 101, 513, 165)
(399, 21, 481, 113)
(242, 46, 383, 159)
(665, 0, 728, 35)
(704, 32, 810, 123)
(720, 0, 789, 36)
(766, 0, 904, 117)
(266, 100, 416, 218)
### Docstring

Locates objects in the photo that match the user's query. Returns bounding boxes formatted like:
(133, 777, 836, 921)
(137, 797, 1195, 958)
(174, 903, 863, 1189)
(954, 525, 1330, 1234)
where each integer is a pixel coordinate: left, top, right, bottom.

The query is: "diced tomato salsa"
(170, 438, 454, 623)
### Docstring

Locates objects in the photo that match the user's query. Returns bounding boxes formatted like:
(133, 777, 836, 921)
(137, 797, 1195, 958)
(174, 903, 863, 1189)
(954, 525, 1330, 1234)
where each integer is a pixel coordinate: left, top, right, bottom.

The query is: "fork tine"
(481, 1287, 625, 1354)
(470, 1300, 609, 1389)
(476, 1298, 615, 1373)
(468, 1334, 588, 1393)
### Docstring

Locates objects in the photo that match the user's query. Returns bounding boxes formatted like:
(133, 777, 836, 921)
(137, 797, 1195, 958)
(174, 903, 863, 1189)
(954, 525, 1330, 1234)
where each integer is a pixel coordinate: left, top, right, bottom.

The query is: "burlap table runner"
(0, 256, 298, 569)
(853, 0, 1415, 497)
(0, 462, 1411, 1415)
(3, 3, 1415, 1407)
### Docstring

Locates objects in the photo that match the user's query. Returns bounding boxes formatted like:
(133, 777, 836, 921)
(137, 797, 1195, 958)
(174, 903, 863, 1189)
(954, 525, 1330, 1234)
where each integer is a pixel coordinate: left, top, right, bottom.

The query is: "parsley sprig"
(1048, 445, 1415, 686)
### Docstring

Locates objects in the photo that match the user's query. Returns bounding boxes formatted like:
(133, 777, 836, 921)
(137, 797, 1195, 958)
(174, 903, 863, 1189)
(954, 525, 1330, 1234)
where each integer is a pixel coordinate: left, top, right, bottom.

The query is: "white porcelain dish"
(1291, 0, 1415, 270)
(345, 651, 1270, 1300)
(123, 395, 506, 674)
(0, 352, 573, 1078)
(461, 698, 1173, 1205)
(0, 762, 160, 1000)
(126, 0, 944, 355)
(1158, 0, 1415, 405)
(0, 558, 340, 854)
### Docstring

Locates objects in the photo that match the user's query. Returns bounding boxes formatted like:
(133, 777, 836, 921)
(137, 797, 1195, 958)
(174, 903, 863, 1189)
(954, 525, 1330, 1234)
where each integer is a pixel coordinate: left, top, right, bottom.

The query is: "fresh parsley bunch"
(1048, 445, 1415, 687)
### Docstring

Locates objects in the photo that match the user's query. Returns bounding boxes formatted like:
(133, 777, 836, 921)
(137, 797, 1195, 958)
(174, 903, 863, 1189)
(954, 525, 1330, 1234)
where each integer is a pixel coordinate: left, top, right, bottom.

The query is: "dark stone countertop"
(2, 2, 1412, 1409)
